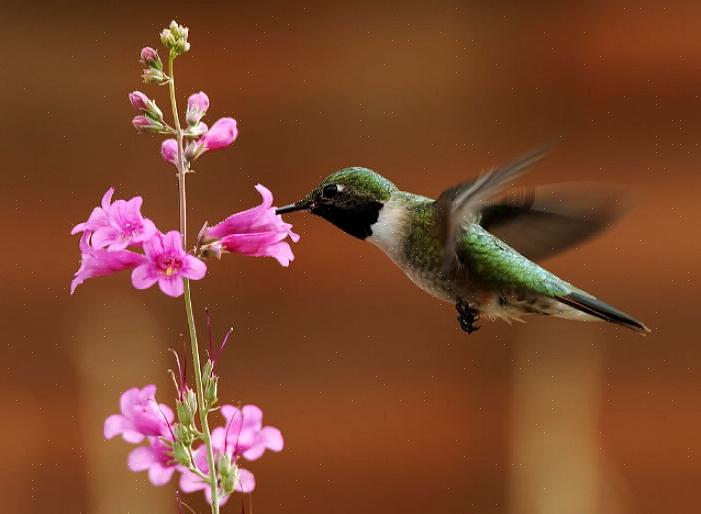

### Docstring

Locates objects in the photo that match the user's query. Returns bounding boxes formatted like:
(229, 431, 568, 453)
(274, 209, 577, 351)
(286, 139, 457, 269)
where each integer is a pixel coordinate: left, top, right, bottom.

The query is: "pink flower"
(186, 92, 209, 126)
(131, 231, 207, 297)
(93, 198, 157, 251)
(202, 184, 300, 266)
(216, 404, 284, 461)
(71, 187, 114, 236)
(104, 385, 174, 443)
(70, 233, 145, 294)
(199, 117, 238, 151)
(128, 436, 178, 486)
(161, 139, 178, 166)
(70, 233, 144, 294)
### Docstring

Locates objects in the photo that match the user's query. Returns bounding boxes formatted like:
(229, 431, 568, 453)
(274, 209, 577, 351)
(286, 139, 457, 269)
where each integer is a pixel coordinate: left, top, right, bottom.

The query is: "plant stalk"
(168, 51, 221, 514)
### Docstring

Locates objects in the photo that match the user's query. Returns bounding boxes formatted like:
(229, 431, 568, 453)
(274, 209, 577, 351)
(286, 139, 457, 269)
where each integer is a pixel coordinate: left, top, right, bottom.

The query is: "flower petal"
(148, 463, 176, 486)
(158, 276, 184, 297)
(128, 445, 157, 471)
(104, 414, 129, 439)
(236, 468, 256, 493)
(131, 264, 159, 290)
(182, 255, 207, 280)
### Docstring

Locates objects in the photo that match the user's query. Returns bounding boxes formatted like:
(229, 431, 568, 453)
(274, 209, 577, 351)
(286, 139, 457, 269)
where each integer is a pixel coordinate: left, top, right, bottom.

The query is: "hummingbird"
(277, 146, 650, 334)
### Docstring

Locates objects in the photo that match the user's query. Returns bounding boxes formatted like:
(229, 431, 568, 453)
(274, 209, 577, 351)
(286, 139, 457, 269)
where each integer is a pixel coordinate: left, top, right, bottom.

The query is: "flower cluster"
(70, 188, 206, 297)
(105, 385, 283, 503)
(71, 182, 298, 296)
(160, 93, 238, 169)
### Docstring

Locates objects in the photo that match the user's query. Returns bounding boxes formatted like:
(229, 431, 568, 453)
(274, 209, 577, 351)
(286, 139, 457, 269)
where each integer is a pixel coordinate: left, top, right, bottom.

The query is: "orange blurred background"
(2, 1, 700, 513)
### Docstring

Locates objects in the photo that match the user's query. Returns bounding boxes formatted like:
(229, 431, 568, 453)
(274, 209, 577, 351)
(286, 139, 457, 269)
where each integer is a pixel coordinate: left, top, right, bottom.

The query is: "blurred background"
(2, 1, 700, 513)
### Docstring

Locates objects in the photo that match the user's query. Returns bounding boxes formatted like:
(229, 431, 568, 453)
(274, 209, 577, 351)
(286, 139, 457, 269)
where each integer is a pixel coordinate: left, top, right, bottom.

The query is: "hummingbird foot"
(456, 300, 480, 334)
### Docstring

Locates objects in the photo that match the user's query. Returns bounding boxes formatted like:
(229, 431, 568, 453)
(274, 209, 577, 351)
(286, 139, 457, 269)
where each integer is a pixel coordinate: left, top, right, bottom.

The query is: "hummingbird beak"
(275, 199, 313, 215)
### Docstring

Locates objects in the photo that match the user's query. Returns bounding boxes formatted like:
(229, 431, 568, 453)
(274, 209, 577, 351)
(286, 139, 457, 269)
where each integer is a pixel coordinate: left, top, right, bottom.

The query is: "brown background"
(2, 1, 700, 513)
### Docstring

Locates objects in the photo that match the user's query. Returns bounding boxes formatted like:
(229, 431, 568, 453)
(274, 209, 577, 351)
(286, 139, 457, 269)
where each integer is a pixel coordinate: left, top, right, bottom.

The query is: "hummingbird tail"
(557, 290, 651, 334)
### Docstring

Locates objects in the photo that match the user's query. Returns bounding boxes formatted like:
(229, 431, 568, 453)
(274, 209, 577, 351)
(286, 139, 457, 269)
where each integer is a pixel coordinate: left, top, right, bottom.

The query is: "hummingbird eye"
(322, 184, 340, 198)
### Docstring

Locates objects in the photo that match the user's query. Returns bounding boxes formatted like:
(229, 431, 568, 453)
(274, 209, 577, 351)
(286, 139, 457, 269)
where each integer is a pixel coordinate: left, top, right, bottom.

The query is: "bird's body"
(368, 191, 588, 324)
(277, 148, 650, 334)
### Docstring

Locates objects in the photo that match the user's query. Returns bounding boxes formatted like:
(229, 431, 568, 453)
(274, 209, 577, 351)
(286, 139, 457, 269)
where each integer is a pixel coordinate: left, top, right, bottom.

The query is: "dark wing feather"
(435, 143, 554, 273)
(479, 183, 631, 261)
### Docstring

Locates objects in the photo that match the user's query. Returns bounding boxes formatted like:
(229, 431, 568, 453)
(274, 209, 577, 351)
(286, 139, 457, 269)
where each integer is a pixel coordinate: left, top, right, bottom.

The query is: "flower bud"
(200, 118, 238, 151)
(184, 122, 208, 138)
(160, 20, 191, 55)
(176, 400, 192, 427)
(128, 91, 163, 122)
(161, 139, 179, 166)
(186, 92, 209, 126)
(221, 465, 239, 496)
(142, 67, 167, 85)
(217, 453, 233, 476)
(205, 375, 218, 407)
(172, 440, 191, 467)
(140, 47, 163, 70)
(132, 115, 164, 134)
(175, 422, 195, 446)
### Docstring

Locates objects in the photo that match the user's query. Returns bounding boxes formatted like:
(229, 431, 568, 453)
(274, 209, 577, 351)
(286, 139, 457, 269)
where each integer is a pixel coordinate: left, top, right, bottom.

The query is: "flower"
(216, 404, 284, 461)
(161, 139, 178, 166)
(72, 188, 157, 251)
(201, 184, 300, 266)
(186, 92, 209, 126)
(131, 231, 207, 297)
(128, 435, 178, 486)
(199, 117, 238, 151)
(70, 233, 144, 294)
(94, 197, 157, 251)
(104, 385, 174, 443)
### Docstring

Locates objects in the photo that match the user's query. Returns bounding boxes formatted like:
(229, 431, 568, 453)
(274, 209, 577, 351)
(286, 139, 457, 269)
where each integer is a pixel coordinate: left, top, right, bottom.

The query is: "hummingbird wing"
(435, 144, 552, 273)
(478, 183, 631, 262)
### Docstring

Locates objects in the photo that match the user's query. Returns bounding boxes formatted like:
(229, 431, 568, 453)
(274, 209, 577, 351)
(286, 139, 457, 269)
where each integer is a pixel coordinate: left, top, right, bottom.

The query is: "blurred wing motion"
(435, 144, 553, 272)
(478, 182, 631, 262)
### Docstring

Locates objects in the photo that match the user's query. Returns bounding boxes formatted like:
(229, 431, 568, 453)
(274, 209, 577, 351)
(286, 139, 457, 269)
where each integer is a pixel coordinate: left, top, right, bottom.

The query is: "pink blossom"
(70, 232, 144, 294)
(131, 231, 207, 297)
(93, 198, 157, 251)
(202, 184, 300, 266)
(128, 435, 178, 486)
(161, 139, 178, 166)
(216, 404, 284, 461)
(71, 187, 114, 236)
(186, 92, 209, 126)
(199, 117, 238, 151)
(104, 385, 174, 443)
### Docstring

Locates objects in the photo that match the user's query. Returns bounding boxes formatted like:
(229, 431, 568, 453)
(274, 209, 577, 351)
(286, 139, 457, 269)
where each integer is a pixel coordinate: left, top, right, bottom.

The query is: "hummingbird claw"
(456, 300, 481, 334)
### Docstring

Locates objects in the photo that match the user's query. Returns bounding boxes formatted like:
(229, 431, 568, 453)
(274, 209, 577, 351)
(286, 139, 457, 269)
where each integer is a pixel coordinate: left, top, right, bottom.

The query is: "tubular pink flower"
(128, 436, 178, 486)
(199, 117, 238, 151)
(70, 232, 144, 294)
(202, 184, 300, 266)
(104, 385, 174, 443)
(131, 231, 207, 297)
(161, 139, 178, 166)
(186, 92, 209, 126)
(92, 197, 157, 251)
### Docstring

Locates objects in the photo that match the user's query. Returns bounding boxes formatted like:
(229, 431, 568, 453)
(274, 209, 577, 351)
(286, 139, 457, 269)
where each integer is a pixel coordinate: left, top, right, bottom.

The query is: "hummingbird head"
(276, 167, 397, 239)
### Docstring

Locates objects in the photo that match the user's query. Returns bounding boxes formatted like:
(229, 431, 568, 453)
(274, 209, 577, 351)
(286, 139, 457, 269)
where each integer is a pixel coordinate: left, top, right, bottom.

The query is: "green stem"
(168, 51, 221, 514)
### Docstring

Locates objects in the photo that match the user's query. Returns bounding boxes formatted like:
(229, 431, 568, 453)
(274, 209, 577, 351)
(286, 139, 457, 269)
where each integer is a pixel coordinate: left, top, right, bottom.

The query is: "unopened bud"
(172, 440, 191, 467)
(139, 47, 163, 70)
(128, 91, 163, 122)
(175, 422, 195, 446)
(186, 92, 209, 126)
(142, 67, 168, 85)
(132, 115, 164, 134)
(221, 465, 239, 496)
(161, 20, 191, 56)
(205, 374, 218, 408)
